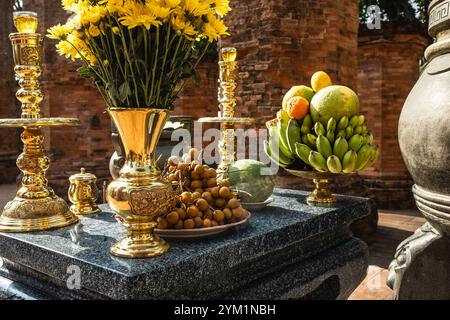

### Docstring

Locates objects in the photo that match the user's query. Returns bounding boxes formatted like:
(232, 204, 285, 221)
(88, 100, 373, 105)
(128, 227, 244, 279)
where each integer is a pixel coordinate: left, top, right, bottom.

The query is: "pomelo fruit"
(282, 85, 314, 112)
(310, 85, 360, 125)
(311, 71, 332, 92)
(228, 160, 275, 203)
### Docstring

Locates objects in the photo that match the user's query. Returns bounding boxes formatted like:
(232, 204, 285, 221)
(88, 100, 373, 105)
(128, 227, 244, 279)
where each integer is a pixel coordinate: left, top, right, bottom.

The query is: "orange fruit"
(287, 96, 310, 120)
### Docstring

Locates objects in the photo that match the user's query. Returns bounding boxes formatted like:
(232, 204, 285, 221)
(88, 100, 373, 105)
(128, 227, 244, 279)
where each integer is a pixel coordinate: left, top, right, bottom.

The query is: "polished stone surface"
(0, 188, 370, 299)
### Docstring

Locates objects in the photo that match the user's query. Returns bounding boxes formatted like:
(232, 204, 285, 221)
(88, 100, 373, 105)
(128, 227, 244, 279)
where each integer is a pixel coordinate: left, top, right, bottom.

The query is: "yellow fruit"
(282, 85, 315, 112)
(311, 71, 332, 92)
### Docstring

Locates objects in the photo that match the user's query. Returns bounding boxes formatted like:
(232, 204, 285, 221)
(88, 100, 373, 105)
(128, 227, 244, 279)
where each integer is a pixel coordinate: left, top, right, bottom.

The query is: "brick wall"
(357, 23, 428, 209)
(0, 0, 20, 183)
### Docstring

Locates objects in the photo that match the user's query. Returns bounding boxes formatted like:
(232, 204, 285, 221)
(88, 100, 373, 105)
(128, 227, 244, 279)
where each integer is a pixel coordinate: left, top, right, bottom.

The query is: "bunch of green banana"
(264, 110, 379, 173)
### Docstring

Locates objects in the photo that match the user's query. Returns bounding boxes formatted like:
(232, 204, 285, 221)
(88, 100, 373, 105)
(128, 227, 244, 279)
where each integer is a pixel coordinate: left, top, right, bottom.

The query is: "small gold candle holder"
(13, 11, 38, 33)
(68, 168, 101, 216)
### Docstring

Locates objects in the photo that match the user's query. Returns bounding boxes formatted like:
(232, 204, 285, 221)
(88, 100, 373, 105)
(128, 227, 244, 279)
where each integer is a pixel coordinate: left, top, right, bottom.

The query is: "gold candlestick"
(0, 12, 80, 232)
(199, 47, 254, 177)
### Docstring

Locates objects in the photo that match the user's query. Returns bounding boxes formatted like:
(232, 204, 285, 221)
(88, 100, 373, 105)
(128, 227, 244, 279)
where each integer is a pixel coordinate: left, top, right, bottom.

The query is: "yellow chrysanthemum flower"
(183, 0, 212, 17)
(80, 5, 107, 26)
(47, 23, 73, 40)
(56, 40, 78, 60)
(160, 0, 181, 9)
(61, 0, 78, 11)
(203, 14, 228, 41)
(147, 2, 172, 20)
(211, 0, 231, 17)
(88, 24, 101, 37)
(120, 3, 161, 30)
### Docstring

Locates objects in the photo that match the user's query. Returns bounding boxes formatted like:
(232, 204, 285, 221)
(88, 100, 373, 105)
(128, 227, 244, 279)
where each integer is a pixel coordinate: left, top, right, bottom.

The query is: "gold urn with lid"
(68, 168, 101, 216)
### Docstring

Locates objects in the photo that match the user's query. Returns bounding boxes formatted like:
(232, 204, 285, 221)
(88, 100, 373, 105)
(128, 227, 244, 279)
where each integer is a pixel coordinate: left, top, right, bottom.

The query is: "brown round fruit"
(213, 210, 225, 222)
(166, 211, 179, 225)
(207, 168, 216, 178)
(232, 207, 245, 218)
(196, 198, 209, 211)
(210, 187, 220, 198)
(180, 192, 191, 204)
(194, 216, 203, 228)
(168, 173, 178, 182)
(190, 180, 203, 190)
(194, 188, 204, 194)
(220, 179, 230, 187)
(176, 208, 187, 220)
(174, 220, 184, 229)
(223, 208, 232, 220)
(211, 220, 219, 227)
(227, 198, 240, 209)
(190, 172, 200, 180)
(207, 178, 217, 188)
(194, 164, 204, 176)
(157, 217, 169, 229)
(187, 205, 200, 218)
(202, 191, 213, 203)
(184, 219, 195, 229)
(215, 198, 226, 208)
(219, 186, 231, 199)
(203, 218, 212, 228)
(168, 156, 180, 166)
(177, 163, 189, 171)
(191, 191, 201, 201)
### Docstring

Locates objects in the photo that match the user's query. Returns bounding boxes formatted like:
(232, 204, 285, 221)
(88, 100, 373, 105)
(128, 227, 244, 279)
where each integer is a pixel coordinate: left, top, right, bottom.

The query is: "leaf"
(193, 69, 201, 85)
(118, 81, 131, 103)
(77, 66, 95, 79)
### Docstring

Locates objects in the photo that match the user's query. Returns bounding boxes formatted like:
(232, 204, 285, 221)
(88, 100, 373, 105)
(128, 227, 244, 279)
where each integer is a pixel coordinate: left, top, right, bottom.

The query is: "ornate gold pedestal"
(198, 47, 254, 177)
(0, 21, 79, 232)
(286, 169, 338, 205)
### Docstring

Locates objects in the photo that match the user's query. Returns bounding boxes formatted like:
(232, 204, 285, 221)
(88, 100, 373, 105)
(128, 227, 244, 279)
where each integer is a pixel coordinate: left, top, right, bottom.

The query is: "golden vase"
(106, 108, 176, 258)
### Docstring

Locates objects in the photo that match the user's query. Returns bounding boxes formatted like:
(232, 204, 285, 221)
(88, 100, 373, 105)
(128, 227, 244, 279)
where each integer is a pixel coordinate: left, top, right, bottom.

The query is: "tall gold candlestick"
(199, 47, 254, 178)
(0, 12, 80, 232)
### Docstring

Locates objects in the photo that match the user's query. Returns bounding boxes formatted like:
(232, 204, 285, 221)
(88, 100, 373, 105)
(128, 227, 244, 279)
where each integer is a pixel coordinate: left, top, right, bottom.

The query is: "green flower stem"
(150, 27, 160, 106)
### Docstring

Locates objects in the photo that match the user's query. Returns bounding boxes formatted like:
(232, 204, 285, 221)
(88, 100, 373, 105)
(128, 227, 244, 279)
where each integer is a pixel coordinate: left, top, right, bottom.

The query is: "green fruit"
(361, 125, 368, 134)
(326, 130, 335, 144)
(358, 115, 365, 126)
(354, 126, 363, 135)
(342, 150, 357, 173)
(310, 85, 360, 125)
(301, 123, 310, 135)
(363, 146, 379, 169)
(228, 159, 276, 203)
(349, 115, 360, 128)
(345, 126, 354, 139)
(337, 130, 346, 139)
(333, 137, 349, 160)
(277, 120, 294, 158)
(282, 85, 315, 111)
(307, 134, 317, 148)
(348, 134, 364, 152)
(308, 151, 328, 172)
(327, 117, 337, 133)
(363, 133, 373, 145)
(316, 135, 332, 159)
(314, 122, 326, 136)
(277, 109, 290, 121)
(337, 116, 349, 131)
(355, 145, 372, 171)
(285, 119, 301, 154)
(327, 155, 342, 174)
(265, 140, 293, 168)
(301, 135, 309, 145)
(295, 143, 312, 165)
(303, 114, 313, 130)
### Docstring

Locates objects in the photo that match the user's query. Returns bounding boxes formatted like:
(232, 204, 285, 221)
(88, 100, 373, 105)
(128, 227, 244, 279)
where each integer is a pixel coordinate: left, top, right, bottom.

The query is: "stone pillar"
(0, 0, 20, 183)
(358, 24, 429, 209)
(22, 0, 113, 197)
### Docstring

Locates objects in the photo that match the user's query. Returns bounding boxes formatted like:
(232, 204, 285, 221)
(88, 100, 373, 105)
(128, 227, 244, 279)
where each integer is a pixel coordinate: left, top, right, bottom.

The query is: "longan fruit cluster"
(158, 149, 247, 230)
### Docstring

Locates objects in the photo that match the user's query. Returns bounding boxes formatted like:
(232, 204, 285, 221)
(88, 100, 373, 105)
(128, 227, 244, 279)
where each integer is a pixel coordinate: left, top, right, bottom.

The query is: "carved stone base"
(387, 223, 450, 299)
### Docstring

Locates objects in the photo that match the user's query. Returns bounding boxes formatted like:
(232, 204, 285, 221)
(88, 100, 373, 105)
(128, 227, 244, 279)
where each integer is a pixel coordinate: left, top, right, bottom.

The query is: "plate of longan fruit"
(154, 149, 251, 239)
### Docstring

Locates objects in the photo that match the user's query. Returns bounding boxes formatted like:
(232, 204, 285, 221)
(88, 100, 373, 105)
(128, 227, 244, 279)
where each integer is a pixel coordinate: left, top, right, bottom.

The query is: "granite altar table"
(0, 188, 369, 300)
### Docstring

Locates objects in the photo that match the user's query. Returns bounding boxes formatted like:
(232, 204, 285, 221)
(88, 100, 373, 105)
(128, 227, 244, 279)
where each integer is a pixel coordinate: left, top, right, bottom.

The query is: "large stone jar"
(399, 0, 450, 237)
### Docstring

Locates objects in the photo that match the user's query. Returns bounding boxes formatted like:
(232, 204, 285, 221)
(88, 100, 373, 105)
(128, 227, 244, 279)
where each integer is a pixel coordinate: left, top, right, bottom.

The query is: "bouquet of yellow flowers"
(48, 0, 230, 109)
